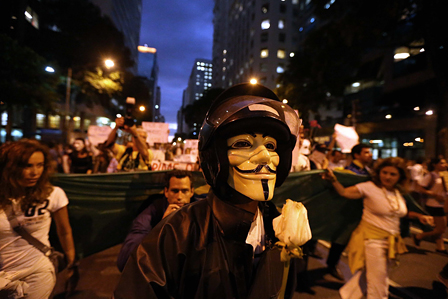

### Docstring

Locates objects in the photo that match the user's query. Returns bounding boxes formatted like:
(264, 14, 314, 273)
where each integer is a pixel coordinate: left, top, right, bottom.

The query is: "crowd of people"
(292, 131, 448, 298)
(1, 83, 448, 299)
(23, 121, 197, 176)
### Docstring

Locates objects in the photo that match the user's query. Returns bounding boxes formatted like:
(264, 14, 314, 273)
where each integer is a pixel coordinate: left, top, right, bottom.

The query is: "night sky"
(139, 0, 214, 130)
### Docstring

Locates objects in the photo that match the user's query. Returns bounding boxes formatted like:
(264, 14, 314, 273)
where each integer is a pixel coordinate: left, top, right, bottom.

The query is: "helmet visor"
(205, 95, 301, 138)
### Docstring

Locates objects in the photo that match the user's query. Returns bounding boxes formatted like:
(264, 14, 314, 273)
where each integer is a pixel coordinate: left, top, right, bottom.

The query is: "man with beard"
(114, 83, 301, 299)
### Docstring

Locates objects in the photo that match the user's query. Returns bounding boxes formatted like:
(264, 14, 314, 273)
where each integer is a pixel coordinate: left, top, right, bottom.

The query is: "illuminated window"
(84, 119, 91, 128)
(73, 116, 81, 129)
(36, 113, 45, 128)
(277, 49, 286, 59)
(1, 112, 7, 126)
(25, 6, 39, 29)
(277, 65, 285, 73)
(278, 19, 285, 29)
(48, 115, 60, 129)
(261, 20, 270, 30)
(260, 48, 269, 58)
(262, 4, 269, 13)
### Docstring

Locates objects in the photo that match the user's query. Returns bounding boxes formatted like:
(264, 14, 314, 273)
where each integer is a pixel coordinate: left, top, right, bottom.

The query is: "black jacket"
(114, 190, 294, 299)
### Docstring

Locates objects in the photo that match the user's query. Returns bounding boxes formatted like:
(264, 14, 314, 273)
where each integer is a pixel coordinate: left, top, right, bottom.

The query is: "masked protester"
(114, 83, 301, 299)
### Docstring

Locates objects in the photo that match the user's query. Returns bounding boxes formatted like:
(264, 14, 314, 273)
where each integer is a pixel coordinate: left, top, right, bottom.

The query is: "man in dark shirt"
(344, 143, 373, 176)
(116, 170, 194, 271)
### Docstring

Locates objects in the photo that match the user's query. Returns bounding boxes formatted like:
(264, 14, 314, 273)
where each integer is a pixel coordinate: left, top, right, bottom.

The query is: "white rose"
(273, 199, 312, 247)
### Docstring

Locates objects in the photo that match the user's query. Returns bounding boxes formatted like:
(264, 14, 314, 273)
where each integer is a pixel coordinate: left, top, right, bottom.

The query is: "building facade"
(179, 58, 213, 136)
(1, 0, 122, 143)
(137, 45, 163, 122)
(90, 0, 142, 74)
(212, 0, 301, 90)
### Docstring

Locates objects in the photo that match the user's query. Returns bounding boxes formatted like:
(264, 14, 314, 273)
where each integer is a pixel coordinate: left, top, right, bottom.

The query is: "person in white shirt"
(0, 140, 76, 299)
(413, 158, 448, 253)
(323, 157, 433, 299)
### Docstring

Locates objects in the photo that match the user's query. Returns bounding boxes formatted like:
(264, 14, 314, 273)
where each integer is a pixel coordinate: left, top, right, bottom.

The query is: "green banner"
(51, 170, 424, 258)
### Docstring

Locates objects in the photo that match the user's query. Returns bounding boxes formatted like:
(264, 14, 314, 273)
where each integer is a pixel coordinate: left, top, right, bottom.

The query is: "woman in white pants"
(322, 157, 433, 299)
(0, 140, 76, 299)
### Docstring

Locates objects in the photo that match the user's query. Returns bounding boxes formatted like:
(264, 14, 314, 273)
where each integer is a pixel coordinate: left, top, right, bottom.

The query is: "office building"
(90, 0, 142, 73)
(179, 59, 213, 135)
(212, 0, 301, 90)
(137, 45, 162, 122)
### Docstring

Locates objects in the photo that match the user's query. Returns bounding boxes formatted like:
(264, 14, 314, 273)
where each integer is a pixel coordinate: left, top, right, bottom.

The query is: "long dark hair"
(0, 139, 54, 210)
(74, 137, 88, 155)
(371, 157, 408, 191)
(428, 157, 445, 172)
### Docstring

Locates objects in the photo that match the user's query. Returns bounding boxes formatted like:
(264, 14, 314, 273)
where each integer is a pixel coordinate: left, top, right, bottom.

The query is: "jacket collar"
(207, 189, 279, 244)
(207, 191, 255, 242)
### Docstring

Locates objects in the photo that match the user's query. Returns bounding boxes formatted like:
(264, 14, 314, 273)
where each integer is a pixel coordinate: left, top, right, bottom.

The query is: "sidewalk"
(54, 245, 122, 299)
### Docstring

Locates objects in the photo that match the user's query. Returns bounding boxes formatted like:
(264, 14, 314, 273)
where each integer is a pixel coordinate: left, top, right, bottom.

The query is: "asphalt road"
(53, 227, 448, 299)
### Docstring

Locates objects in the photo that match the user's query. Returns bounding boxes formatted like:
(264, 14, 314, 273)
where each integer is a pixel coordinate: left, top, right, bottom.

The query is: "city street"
(54, 227, 448, 299)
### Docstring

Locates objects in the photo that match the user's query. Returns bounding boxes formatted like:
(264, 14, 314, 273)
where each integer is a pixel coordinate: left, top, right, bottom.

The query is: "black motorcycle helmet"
(199, 83, 300, 190)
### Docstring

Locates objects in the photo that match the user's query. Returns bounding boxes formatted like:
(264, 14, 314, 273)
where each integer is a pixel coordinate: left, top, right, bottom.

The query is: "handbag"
(12, 225, 68, 273)
(49, 250, 68, 273)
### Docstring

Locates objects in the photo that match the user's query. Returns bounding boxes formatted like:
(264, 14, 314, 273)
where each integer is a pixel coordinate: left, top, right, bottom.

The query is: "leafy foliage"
(33, 0, 135, 107)
(277, 0, 447, 123)
(183, 88, 224, 137)
(0, 34, 59, 110)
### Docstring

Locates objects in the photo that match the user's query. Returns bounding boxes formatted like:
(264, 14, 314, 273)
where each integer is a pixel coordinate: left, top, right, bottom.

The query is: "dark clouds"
(139, 0, 214, 127)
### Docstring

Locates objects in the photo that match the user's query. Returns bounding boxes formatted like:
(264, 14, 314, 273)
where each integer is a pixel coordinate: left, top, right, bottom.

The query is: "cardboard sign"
(184, 139, 199, 150)
(141, 122, 170, 145)
(334, 124, 359, 154)
(87, 126, 112, 146)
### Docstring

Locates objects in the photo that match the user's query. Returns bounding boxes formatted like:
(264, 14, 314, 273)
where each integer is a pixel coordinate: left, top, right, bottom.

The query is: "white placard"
(334, 124, 359, 153)
(141, 122, 170, 145)
(87, 125, 112, 146)
(184, 139, 199, 150)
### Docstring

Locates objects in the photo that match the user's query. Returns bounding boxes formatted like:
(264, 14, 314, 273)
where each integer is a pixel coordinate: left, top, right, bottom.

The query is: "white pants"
(340, 239, 389, 299)
(0, 255, 55, 299)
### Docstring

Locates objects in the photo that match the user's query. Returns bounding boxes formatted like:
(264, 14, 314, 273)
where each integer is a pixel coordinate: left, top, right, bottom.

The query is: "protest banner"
(150, 161, 199, 171)
(141, 122, 170, 145)
(87, 126, 112, 146)
(334, 124, 359, 153)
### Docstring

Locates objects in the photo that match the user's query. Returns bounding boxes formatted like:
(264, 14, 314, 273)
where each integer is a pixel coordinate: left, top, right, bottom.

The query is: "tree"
(0, 34, 60, 140)
(278, 0, 447, 121)
(35, 0, 135, 107)
(121, 75, 153, 123)
(183, 88, 224, 138)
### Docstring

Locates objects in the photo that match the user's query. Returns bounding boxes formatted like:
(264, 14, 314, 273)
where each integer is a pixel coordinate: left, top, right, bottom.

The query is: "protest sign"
(141, 122, 170, 145)
(87, 126, 112, 146)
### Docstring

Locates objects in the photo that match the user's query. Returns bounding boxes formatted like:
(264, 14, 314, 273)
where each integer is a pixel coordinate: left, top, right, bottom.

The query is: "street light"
(250, 78, 258, 84)
(45, 66, 55, 73)
(65, 59, 115, 142)
(139, 105, 146, 112)
(105, 59, 115, 68)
